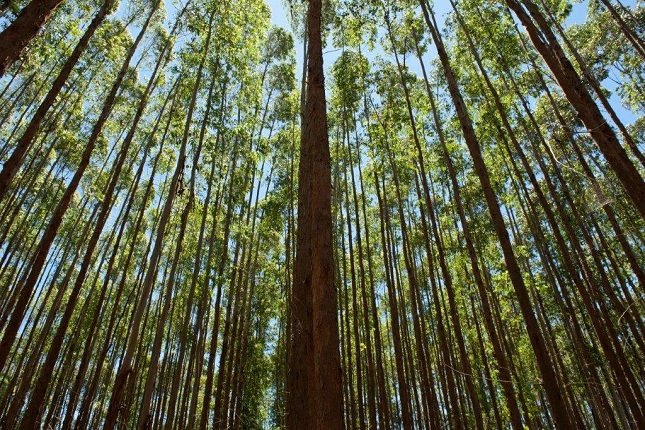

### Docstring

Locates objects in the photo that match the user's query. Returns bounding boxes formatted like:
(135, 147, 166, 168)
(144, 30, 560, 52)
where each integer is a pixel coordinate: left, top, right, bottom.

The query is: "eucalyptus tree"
(415, 1, 576, 427)
(0, 0, 643, 428)
(102, 5, 215, 427)
(329, 48, 382, 430)
(410, 15, 527, 429)
(385, 8, 488, 428)
(595, 0, 645, 59)
(445, 1, 645, 426)
(16, 13, 185, 430)
(535, 0, 645, 168)
(287, 0, 344, 427)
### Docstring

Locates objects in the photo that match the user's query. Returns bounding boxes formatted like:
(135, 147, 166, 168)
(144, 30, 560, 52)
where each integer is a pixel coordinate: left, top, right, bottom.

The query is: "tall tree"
(287, 0, 344, 428)
(417, 1, 575, 427)
(0, 0, 643, 428)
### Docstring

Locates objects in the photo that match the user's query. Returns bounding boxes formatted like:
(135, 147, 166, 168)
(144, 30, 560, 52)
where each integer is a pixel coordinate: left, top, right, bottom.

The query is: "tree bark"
(287, 0, 344, 428)
(0, 0, 67, 76)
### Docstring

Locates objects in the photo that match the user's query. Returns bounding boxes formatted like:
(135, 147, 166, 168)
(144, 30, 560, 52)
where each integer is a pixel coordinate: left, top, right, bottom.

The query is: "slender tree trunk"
(598, 0, 645, 59)
(418, 2, 575, 427)
(531, 0, 645, 170)
(414, 13, 523, 430)
(0, 4, 153, 375)
(103, 77, 189, 430)
(374, 171, 415, 429)
(164, 70, 221, 430)
(199, 149, 238, 430)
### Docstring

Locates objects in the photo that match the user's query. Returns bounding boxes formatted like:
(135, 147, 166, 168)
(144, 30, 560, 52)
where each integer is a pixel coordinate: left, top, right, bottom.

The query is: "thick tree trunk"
(0, 0, 67, 76)
(287, 0, 344, 428)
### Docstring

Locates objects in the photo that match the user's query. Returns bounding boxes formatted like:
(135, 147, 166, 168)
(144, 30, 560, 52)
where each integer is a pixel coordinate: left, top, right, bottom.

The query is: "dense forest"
(0, 0, 644, 428)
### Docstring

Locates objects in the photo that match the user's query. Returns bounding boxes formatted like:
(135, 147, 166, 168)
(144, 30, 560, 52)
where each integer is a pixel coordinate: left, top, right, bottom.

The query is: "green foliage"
(0, 0, 643, 428)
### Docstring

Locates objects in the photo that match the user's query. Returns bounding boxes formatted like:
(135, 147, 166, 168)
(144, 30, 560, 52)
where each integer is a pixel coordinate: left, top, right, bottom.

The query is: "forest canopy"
(0, 0, 644, 428)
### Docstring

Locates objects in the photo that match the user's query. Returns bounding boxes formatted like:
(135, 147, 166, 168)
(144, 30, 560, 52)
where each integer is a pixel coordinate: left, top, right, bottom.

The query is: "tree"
(287, 0, 344, 428)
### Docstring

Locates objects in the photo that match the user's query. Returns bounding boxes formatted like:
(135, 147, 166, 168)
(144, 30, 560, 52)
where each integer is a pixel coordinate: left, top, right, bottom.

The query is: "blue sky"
(265, 0, 290, 28)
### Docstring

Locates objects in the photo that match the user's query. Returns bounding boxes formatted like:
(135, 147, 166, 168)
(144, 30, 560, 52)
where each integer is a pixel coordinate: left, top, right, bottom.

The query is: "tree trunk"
(0, 0, 68, 76)
(0, 3, 153, 376)
(287, 0, 344, 428)
(418, 2, 575, 428)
